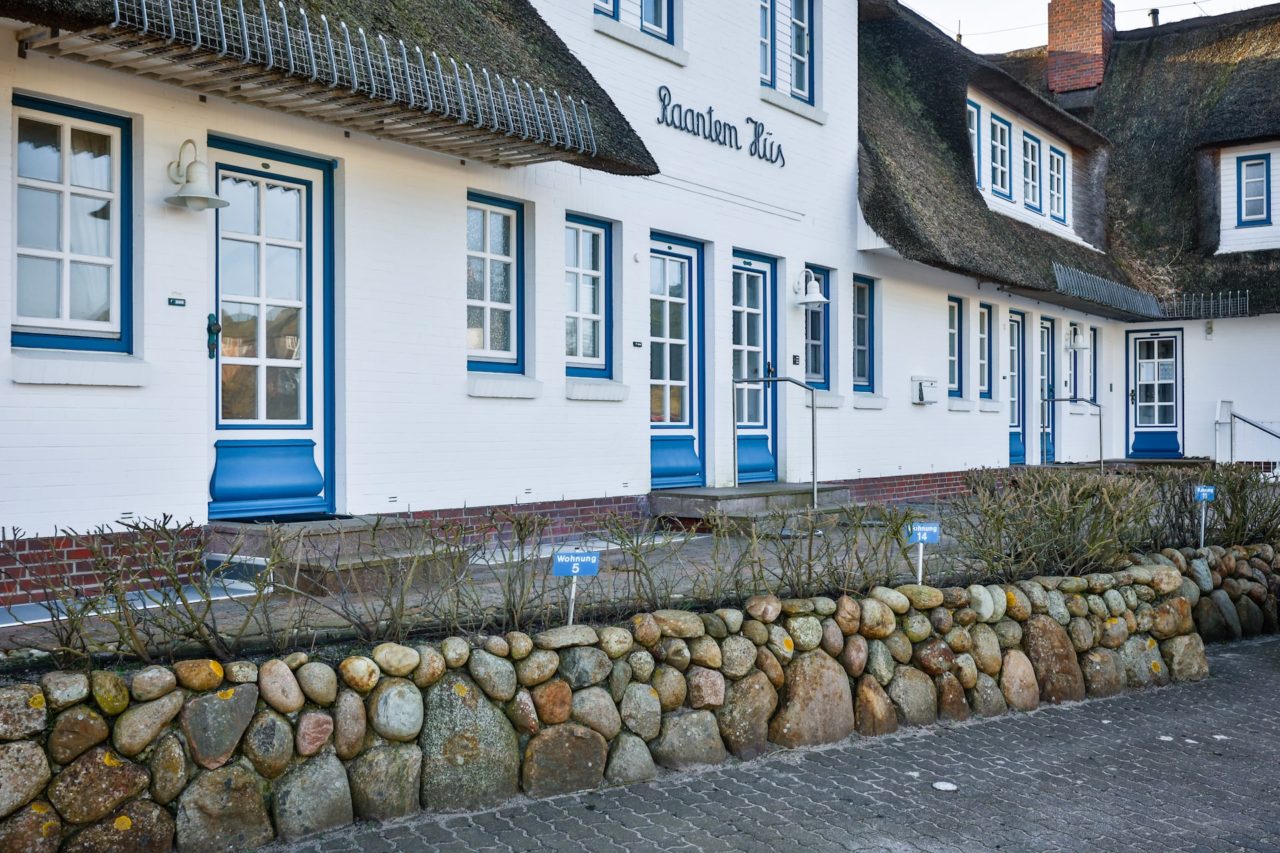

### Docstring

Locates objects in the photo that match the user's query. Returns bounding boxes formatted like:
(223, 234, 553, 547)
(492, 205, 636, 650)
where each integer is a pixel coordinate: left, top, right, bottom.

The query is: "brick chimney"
(1047, 0, 1116, 93)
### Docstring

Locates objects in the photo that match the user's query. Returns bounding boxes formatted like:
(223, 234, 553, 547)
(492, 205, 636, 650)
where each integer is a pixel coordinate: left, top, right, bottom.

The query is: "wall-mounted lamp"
(793, 269, 829, 308)
(165, 139, 228, 211)
(1066, 326, 1091, 353)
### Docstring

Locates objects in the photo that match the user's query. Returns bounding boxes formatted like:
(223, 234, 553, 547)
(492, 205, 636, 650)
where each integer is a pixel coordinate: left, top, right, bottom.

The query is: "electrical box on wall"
(911, 376, 940, 405)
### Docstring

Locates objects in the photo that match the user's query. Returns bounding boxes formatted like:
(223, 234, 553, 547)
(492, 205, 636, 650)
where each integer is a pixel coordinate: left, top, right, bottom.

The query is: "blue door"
(1127, 330, 1184, 459)
(1009, 311, 1026, 464)
(649, 234, 706, 489)
(1039, 318, 1056, 463)
(208, 139, 335, 520)
(732, 252, 778, 483)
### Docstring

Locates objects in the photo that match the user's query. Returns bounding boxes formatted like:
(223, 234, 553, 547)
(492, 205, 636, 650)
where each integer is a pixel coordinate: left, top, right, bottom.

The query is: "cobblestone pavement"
(280, 637, 1280, 853)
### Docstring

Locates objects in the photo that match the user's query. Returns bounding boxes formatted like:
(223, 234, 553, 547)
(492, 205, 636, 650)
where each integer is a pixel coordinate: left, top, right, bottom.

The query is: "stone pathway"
(278, 636, 1280, 853)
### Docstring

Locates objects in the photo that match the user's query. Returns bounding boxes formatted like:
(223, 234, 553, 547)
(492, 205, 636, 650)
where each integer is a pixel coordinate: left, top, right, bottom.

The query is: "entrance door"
(1127, 330, 1184, 458)
(1009, 311, 1026, 464)
(1039, 318, 1056, 463)
(732, 252, 777, 484)
(649, 234, 705, 489)
(208, 139, 334, 519)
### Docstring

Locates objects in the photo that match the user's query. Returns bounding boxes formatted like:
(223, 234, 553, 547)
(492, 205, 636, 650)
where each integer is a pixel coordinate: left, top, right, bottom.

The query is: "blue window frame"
(565, 214, 613, 379)
(978, 303, 994, 400)
(594, 0, 618, 19)
(1237, 154, 1272, 227)
(803, 265, 830, 390)
(12, 94, 133, 353)
(1048, 146, 1068, 223)
(788, 0, 815, 104)
(947, 296, 964, 398)
(966, 100, 982, 188)
(759, 0, 776, 87)
(1022, 131, 1043, 214)
(641, 0, 674, 43)
(989, 114, 1013, 201)
(852, 275, 875, 394)
(466, 192, 525, 374)
(1089, 327, 1099, 403)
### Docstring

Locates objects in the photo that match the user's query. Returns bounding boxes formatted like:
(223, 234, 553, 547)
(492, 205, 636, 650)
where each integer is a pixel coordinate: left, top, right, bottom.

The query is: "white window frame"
(990, 115, 1012, 200)
(13, 105, 122, 337)
(594, 0, 617, 16)
(759, 0, 774, 86)
(564, 218, 607, 370)
(852, 276, 873, 393)
(788, 0, 813, 102)
(1049, 147, 1067, 222)
(641, 0, 672, 40)
(977, 304, 992, 398)
(947, 297, 963, 395)
(466, 199, 519, 364)
(1022, 133, 1042, 213)
(966, 101, 981, 187)
(1067, 321, 1080, 400)
(1240, 156, 1271, 226)
(802, 266, 828, 388)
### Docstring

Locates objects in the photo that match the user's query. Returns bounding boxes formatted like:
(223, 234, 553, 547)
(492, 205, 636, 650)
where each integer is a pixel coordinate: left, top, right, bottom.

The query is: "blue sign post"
(1195, 485, 1217, 549)
(553, 551, 601, 625)
(907, 522, 941, 583)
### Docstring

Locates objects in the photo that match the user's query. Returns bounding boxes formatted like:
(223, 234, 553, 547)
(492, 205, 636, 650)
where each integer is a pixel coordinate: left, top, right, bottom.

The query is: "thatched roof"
(858, 0, 1153, 319)
(993, 4, 1280, 315)
(2, 0, 658, 176)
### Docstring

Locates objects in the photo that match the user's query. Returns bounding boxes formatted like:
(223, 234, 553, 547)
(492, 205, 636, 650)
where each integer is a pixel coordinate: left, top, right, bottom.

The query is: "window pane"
(490, 261, 512, 303)
(565, 272, 579, 312)
(587, 231, 602, 271)
(219, 240, 259, 297)
(265, 184, 301, 241)
(669, 386, 685, 422)
(266, 306, 302, 359)
(1246, 198, 1266, 218)
(585, 276, 600, 314)
(17, 187, 60, 251)
(467, 208, 484, 252)
(69, 263, 110, 322)
(266, 247, 302, 301)
(221, 365, 258, 420)
(1158, 363, 1175, 381)
(70, 195, 111, 257)
(565, 317, 579, 357)
(490, 309, 511, 352)
(855, 349, 868, 381)
(468, 258, 485, 301)
(650, 300, 665, 337)
(650, 342, 665, 380)
(669, 344, 685, 381)
(564, 226, 578, 267)
(669, 302, 684, 340)
(583, 319, 599, 359)
(668, 261, 685, 298)
(643, 0, 663, 27)
(16, 256, 60, 319)
(489, 211, 511, 256)
(1157, 340, 1174, 359)
(1137, 406, 1154, 426)
(220, 302, 258, 357)
(70, 129, 112, 191)
(1158, 383, 1174, 403)
(1158, 405, 1176, 426)
(650, 385, 665, 422)
(266, 367, 302, 420)
(219, 177, 258, 234)
(649, 257, 664, 295)
(18, 118, 61, 182)
(466, 306, 484, 350)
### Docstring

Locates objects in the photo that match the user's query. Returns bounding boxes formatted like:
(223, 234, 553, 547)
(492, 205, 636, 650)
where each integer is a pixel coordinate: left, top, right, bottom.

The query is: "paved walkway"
(280, 637, 1280, 853)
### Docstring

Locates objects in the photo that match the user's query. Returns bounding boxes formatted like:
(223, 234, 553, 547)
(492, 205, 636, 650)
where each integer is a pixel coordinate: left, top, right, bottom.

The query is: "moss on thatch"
(1, 0, 658, 176)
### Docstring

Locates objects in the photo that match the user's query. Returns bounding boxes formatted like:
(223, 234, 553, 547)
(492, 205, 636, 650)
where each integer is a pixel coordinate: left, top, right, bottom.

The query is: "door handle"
(1129, 389, 1137, 405)
(206, 313, 222, 360)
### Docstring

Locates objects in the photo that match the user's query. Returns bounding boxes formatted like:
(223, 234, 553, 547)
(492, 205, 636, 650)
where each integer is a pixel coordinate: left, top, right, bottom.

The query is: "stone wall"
(0, 544, 1275, 852)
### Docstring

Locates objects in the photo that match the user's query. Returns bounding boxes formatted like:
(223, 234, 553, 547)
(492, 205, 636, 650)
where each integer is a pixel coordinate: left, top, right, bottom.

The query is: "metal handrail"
(1039, 395, 1105, 474)
(1220, 411, 1280, 465)
(732, 376, 820, 510)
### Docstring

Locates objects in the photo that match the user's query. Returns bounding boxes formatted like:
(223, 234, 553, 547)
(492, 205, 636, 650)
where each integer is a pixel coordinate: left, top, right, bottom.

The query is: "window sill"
(468, 373, 542, 400)
(947, 398, 975, 412)
(978, 399, 1004, 414)
(851, 394, 888, 411)
(10, 349, 150, 387)
(566, 377, 628, 402)
(759, 86, 828, 125)
(594, 16, 688, 66)
(805, 390, 844, 409)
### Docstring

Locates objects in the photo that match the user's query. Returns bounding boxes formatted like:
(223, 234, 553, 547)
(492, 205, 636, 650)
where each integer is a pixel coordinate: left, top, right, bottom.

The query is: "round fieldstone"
(767, 625, 796, 663)
(112, 691, 182, 758)
(504, 688, 539, 737)
(859, 598, 896, 639)
(174, 764, 273, 852)
(839, 634, 869, 678)
(1047, 590, 1071, 625)
(1079, 648, 1125, 698)
(820, 618, 844, 656)
(441, 636, 471, 667)
(1003, 586, 1032, 621)
(686, 666, 726, 710)
(628, 649, 656, 682)
(953, 652, 978, 689)
(1098, 616, 1130, 649)
(629, 614, 660, 647)
(242, 708, 294, 779)
(225, 661, 258, 684)
(412, 646, 447, 689)
(348, 743, 421, 822)
(651, 665, 687, 712)
(484, 636, 510, 657)
(744, 594, 782, 623)
(769, 652, 856, 747)
(39, 672, 88, 712)
(419, 672, 519, 812)
(272, 753, 353, 842)
(941, 587, 970, 608)
(1150, 597, 1194, 640)
(756, 646, 785, 689)
(598, 627, 634, 659)
(129, 667, 175, 703)
(967, 672, 1008, 718)
(294, 710, 334, 757)
(531, 679, 572, 724)
(1023, 615, 1086, 704)
(966, 585, 994, 622)
(333, 689, 367, 760)
(560, 647, 613, 687)
(902, 612, 933, 643)
(912, 638, 955, 676)
(1068, 616, 1095, 652)
(1103, 589, 1127, 617)
(468, 650, 518, 702)
(619, 682, 661, 740)
(606, 733, 657, 786)
(657, 638, 690, 670)
(855, 675, 898, 737)
(516, 649, 560, 687)
(716, 608, 744, 634)
(180, 683, 259, 770)
(338, 656, 381, 694)
(367, 677, 424, 742)
(700, 613, 728, 639)
(929, 607, 954, 635)
(652, 609, 705, 638)
(259, 659, 305, 712)
(944, 626, 973, 653)
(1065, 593, 1089, 618)
(0, 800, 60, 853)
(715, 670, 777, 759)
(866, 639, 896, 686)
(47, 746, 148, 824)
(834, 596, 861, 635)
(49, 705, 109, 766)
(283, 652, 309, 670)
(90, 673, 128, 717)
(506, 632, 533, 661)
(897, 584, 944, 610)
(1119, 635, 1171, 688)
(61, 799, 174, 853)
(373, 643, 420, 677)
(784, 616, 823, 652)
(994, 618, 1023, 649)
(650, 711, 727, 770)
(521, 724, 607, 798)
(0, 740, 50, 818)
(999, 650, 1039, 712)
(936, 672, 970, 722)
(689, 635, 722, 669)
(571, 686, 622, 739)
(985, 585, 1008, 622)
(886, 666, 937, 727)
(741, 619, 769, 645)
(870, 586, 910, 614)
(296, 662, 338, 706)
(720, 636, 757, 679)
(173, 659, 224, 693)
(1016, 580, 1049, 614)
(883, 631, 913, 664)
(970, 623, 1002, 676)
(609, 660, 632, 703)
(781, 598, 815, 616)
(1161, 634, 1209, 682)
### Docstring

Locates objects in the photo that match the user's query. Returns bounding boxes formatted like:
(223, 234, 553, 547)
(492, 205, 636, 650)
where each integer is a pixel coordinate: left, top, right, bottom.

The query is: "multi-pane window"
(978, 304, 993, 399)
(1067, 322, 1080, 400)
(1009, 313, 1024, 430)
(759, 0, 774, 85)
(732, 267, 767, 426)
(789, 0, 813, 102)
(966, 102, 981, 187)
(1023, 133, 1042, 212)
(565, 217, 609, 376)
(1090, 327, 1100, 403)
(947, 297, 963, 397)
(466, 194, 522, 370)
(803, 267, 828, 389)
(852, 276, 873, 393)
(14, 99, 130, 350)
(990, 115, 1012, 200)
(641, 0, 672, 41)
(1239, 156, 1271, 226)
(594, 0, 617, 17)
(1049, 148, 1067, 222)
(649, 253, 690, 424)
(1135, 338, 1177, 427)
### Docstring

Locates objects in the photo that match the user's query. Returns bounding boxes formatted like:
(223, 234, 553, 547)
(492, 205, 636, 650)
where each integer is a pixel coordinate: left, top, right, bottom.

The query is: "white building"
(1, 0, 1279, 581)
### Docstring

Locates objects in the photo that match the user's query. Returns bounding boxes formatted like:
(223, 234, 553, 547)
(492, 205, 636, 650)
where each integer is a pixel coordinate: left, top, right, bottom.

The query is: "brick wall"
(831, 470, 973, 505)
(407, 494, 652, 545)
(1047, 0, 1115, 93)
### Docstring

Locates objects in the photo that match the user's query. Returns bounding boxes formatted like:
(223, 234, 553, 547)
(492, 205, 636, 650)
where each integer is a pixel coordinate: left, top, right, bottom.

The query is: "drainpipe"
(1149, 9, 1160, 27)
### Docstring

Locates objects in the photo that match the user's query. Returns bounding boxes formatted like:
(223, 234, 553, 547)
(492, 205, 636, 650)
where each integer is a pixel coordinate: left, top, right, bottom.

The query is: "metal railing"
(1040, 395, 1106, 473)
(732, 376, 820, 510)
(1219, 411, 1280, 466)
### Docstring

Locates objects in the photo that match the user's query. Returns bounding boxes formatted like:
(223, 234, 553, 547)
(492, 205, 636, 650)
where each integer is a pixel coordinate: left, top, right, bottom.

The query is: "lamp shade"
(165, 159, 229, 211)
(794, 275, 829, 307)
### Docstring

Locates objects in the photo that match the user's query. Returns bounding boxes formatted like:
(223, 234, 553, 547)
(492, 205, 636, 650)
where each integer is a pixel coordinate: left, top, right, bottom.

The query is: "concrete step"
(649, 483, 852, 521)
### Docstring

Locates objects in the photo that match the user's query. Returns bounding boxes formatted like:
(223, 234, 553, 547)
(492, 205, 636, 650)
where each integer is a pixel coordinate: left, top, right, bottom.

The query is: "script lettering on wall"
(655, 85, 786, 168)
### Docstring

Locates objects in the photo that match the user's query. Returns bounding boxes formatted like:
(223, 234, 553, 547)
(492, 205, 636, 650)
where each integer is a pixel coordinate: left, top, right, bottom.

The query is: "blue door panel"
(735, 435, 777, 484)
(651, 435, 703, 489)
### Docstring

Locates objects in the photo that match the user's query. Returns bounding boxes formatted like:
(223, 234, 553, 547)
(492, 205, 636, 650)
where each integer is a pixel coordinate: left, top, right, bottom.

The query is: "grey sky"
(901, 0, 1279, 53)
